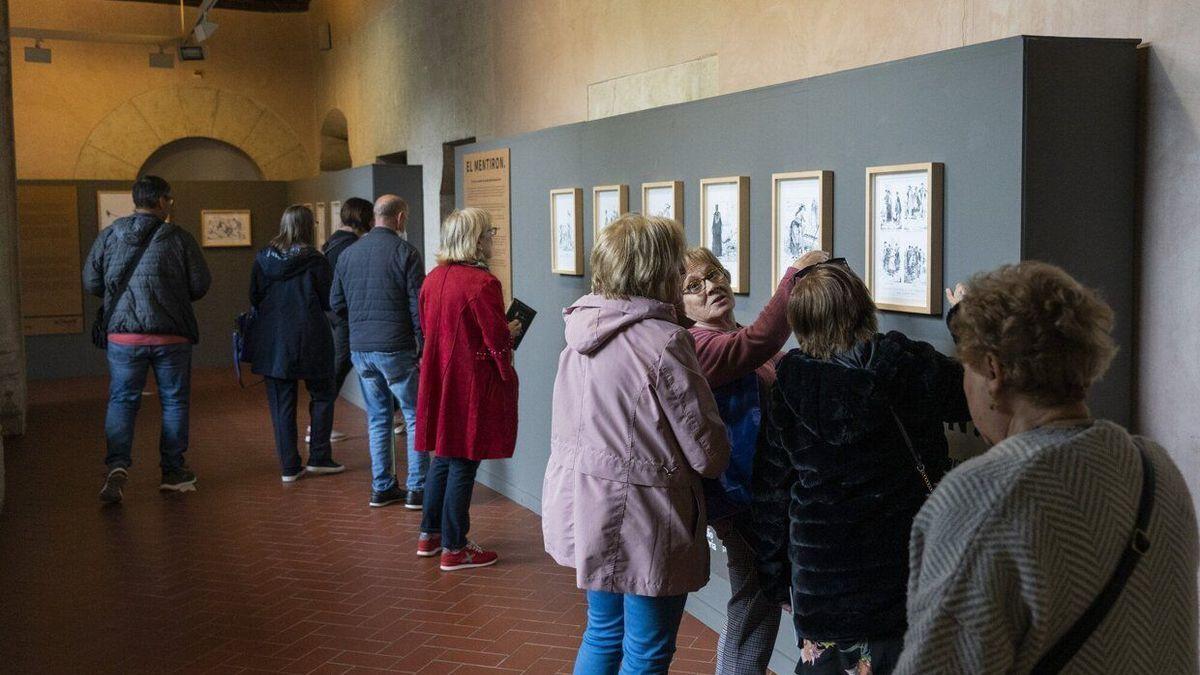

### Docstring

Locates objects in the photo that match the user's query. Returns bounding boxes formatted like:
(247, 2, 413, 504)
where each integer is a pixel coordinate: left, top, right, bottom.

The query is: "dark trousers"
(104, 343, 192, 472)
(331, 317, 354, 393)
(265, 376, 335, 474)
(420, 456, 480, 550)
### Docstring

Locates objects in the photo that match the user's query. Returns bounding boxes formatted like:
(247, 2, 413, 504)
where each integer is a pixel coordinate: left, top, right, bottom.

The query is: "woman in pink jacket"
(543, 214, 731, 674)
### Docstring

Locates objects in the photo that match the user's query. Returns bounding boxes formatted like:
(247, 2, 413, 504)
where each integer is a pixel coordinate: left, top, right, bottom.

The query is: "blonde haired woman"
(415, 207, 522, 570)
(896, 262, 1198, 673)
(543, 214, 731, 673)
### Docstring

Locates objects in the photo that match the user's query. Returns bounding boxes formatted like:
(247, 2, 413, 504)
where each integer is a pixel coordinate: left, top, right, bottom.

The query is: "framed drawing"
(592, 184, 628, 242)
(865, 163, 943, 314)
(771, 171, 833, 283)
(699, 176, 750, 294)
(96, 191, 135, 230)
(550, 188, 583, 275)
(641, 180, 683, 223)
(201, 209, 253, 248)
(314, 202, 327, 247)
(329, 200, 342, 227)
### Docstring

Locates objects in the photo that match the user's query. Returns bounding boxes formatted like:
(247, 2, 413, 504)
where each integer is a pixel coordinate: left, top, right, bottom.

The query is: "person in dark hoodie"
(249, 205, 343, 482)
(314, 197, 373, 443)
(750, 260, 970, 675)
(83, 175, 211, 504)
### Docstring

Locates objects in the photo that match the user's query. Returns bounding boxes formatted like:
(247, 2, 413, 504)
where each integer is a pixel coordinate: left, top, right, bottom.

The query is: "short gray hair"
(437, 207, 491, 265)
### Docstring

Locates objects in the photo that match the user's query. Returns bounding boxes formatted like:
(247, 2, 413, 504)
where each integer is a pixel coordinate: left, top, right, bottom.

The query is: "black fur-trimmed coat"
(751, 331, 971, 643)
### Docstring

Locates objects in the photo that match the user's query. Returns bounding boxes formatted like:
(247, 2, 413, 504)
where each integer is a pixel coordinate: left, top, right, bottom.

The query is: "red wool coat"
(415, 262, 518, 460)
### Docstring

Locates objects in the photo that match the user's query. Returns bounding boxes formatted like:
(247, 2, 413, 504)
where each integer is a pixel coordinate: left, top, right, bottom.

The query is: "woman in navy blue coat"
(249, 205, 343, 481)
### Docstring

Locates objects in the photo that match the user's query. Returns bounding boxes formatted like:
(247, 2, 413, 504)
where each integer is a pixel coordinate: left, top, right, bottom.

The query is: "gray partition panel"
(456, 35, 1138, 672)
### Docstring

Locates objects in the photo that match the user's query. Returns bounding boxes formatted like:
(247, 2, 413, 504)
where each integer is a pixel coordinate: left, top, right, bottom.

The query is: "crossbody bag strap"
(102, 223, 162, 331)
(889, 406, 934, 495)
(1030, 440, 1157, 674)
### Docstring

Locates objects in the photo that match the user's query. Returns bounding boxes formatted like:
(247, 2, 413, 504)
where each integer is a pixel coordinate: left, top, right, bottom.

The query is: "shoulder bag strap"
(889, 406, 934, 495)
(101, 222, 162, 332)
(1030, 440, 1156, 674)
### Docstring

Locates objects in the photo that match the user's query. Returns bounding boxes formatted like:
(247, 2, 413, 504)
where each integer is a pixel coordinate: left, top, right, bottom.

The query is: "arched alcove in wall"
(320, 109, 351, 171)
(138, 137, 265, 181)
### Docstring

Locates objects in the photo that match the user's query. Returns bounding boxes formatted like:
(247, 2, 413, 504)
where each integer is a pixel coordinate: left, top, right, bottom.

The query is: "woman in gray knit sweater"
(896, 262, 1198, 674)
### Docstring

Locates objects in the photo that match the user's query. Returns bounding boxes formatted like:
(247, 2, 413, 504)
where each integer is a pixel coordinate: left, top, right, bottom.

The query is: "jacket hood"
(774, 332, 928, 445)
(111, 213, 174, 246)
(256, 245, 325, 280)
(562, 294, 678, 355)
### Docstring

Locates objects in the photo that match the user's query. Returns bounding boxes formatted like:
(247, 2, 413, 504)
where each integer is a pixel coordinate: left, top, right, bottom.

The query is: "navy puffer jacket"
(82, 213, 211, 342)
(329, 227, 424, 353)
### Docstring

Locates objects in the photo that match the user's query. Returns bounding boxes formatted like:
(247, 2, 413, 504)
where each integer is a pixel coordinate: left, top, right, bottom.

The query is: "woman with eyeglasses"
(679, 246, 829, 674)
(414, 208, 522, 571)
(750, 261, 971, 675)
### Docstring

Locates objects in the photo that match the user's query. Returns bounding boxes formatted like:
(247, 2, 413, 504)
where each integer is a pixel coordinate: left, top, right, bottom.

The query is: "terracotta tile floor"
(0, 369, 719, 674)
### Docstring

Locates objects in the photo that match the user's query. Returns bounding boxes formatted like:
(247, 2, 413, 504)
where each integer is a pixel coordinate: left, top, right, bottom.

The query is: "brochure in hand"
(506, 298, 537, 350)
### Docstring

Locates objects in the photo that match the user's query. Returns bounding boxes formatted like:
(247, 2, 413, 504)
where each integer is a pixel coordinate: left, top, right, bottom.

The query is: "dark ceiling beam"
(110, 0, 310, 13)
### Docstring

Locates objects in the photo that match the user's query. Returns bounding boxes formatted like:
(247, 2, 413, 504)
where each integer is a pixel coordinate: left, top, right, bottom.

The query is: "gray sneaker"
(99, 468, 128, 504)
(160, 467, 197, 492)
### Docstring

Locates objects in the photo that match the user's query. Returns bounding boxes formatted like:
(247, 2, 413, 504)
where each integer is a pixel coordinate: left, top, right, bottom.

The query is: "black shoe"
(160, 467, 197, 492)
(99, 467, 128, 504)
(306, 459, 346, 475)
(404, 490, 424, 511)
(369, 485, 405, 508)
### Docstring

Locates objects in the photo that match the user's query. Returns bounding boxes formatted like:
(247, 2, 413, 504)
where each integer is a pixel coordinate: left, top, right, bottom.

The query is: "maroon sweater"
(688, 274, 796, 389)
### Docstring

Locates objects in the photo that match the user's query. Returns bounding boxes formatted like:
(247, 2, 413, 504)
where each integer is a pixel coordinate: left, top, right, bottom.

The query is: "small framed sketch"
(592, 184, 628, 242)
(865, 163, 943, 314)
(329, 200, 342, 227)
(771, 171, 833, 283)
(201, 209, 253, 248)
(550, 188, 584, 275)
(699, 176, 750, 294)
(641, 180, 683, 223)
(97, 191, 135, 230)
(314, 202, 327, 247)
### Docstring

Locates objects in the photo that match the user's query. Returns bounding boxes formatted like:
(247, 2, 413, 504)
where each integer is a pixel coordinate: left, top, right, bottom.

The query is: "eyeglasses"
(683, 267, 730, 295)
(792, 257, 849, 281)
(483, 227, 499, 237)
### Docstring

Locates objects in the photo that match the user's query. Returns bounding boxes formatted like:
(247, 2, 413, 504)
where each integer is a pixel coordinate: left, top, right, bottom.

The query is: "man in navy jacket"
(330, 195, 426, 509)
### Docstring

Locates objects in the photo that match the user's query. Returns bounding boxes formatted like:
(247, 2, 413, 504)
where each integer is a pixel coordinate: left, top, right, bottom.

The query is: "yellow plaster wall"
(9, 0, 317, 179)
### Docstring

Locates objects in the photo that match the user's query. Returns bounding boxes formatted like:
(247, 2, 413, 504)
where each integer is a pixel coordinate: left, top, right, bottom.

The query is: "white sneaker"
(305, 427, 349, 443)
(393, 425, 406, 436)
(281, 469, 304, 483)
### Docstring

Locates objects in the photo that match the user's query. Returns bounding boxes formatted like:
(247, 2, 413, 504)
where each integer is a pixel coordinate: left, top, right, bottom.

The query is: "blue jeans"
(351, 350, 426, 493)
(419, 456, 480, 550)
(104, 343, 192, 472)
(574, 591, 688, 675)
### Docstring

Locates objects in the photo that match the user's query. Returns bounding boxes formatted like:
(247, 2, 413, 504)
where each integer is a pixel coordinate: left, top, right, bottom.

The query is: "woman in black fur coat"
(751, 260, 970, 675)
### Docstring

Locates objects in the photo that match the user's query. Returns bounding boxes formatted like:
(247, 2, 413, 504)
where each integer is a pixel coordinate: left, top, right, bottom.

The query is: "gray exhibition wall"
(457, 35, 1138, 672)
(23, 164, 428, 382)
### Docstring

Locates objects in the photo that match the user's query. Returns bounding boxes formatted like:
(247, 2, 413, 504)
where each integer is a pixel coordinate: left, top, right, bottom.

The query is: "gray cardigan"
(896, 420, 1198, 673)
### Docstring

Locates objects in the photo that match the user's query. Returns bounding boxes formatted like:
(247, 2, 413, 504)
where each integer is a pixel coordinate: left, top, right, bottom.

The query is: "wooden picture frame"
(592, 184, 629, 242)
(771, 171, 833, 284)
(864, 163, 944, 314)
(550, 188, 584, 275)
(699, 176, 750, 294)
(640, 180, 684, 224)
(201, 209, 253, 248)
(96, 190, 135, 231)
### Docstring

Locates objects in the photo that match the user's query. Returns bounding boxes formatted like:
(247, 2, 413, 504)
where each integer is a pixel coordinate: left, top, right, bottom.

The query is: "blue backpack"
(703, 371, 763, 521)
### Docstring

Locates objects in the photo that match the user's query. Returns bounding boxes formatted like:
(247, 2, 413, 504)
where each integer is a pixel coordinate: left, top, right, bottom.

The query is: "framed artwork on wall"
(592, 184, 628, 242)
(201, 209, 253, 248)
(865, 163, 943, 314)
(96, 191, 135, 231)
(699, 176, 750, 294)
(550, 188, 583, 275)
(329, 200, 342, 228)
(314, 202, 327, 247)
(771, 171, 833, 284)
(641, 180, 683, 223)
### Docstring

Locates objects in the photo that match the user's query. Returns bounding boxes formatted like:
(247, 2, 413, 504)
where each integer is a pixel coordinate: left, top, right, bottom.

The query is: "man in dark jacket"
(316, 197, 372, 444)
(330, 194, 426, 509)
(82, 175, 211, 503)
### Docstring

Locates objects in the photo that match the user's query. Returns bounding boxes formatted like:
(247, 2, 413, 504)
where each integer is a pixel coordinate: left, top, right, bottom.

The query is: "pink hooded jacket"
(542, 294, 731, 597)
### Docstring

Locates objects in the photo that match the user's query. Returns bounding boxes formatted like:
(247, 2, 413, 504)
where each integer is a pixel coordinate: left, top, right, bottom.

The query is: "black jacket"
(82, 213, 211, 342)
(249, 245, 334, 380)
(321, 229, 359, 327)
(329, 227, 424, 353)
(751, 331, 971, 643)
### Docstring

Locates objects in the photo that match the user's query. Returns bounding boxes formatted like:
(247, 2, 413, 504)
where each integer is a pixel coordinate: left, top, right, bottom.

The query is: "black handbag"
(91, 223, 161, 349)
(232, 307, 260, 387)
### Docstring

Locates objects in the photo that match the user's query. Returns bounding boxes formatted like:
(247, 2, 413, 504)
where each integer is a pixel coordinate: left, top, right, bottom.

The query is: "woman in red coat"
(415, 207, 522, 571)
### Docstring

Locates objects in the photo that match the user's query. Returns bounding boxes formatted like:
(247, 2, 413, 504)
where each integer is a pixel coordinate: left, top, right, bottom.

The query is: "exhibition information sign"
(463, 148, 513, 304)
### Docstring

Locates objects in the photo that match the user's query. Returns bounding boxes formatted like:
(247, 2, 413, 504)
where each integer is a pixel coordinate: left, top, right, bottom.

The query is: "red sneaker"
(416, 533, 442, 557)
(439, 541, 498, 571)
